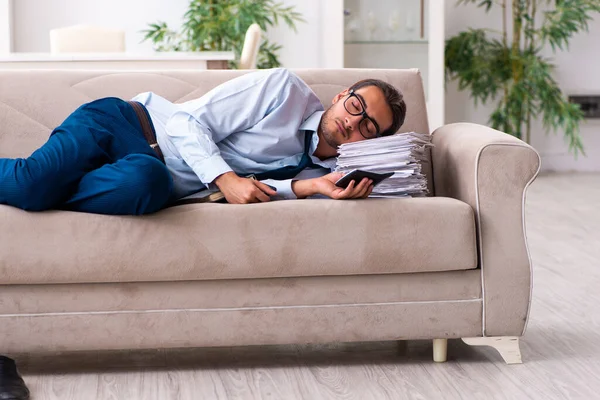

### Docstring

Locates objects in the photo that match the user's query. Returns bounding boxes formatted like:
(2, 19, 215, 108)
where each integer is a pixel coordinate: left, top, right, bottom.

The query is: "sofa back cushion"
(0, 68, 431, 184)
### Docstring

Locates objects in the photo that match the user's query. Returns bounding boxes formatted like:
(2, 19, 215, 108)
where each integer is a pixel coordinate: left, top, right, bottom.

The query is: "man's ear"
(332, 88, 350, 105)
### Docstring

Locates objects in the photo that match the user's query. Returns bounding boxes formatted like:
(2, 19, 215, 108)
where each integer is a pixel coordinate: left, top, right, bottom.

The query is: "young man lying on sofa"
(0, 68, 406, 399)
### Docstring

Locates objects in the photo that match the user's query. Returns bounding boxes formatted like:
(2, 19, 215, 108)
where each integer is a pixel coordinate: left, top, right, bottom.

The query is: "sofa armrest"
(431, 123, 541, 336)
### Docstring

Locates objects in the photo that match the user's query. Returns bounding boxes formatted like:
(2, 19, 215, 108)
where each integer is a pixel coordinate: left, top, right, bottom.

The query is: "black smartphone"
(335, 169, 394, 188)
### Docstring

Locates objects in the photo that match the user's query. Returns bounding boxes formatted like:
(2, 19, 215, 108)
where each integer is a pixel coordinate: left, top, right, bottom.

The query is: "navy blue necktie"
(252, 131, 318, 181)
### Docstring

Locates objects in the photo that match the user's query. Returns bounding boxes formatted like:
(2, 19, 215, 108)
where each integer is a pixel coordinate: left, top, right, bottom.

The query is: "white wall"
(262, 0, 348, 69)
(0, 0, 12, 53)
(12, 0, 189, 53)
(9, 0, 595, 171)
(262, 0, 323, 68)
(11, 0, 330, 65)
(445, 2, 600, 172)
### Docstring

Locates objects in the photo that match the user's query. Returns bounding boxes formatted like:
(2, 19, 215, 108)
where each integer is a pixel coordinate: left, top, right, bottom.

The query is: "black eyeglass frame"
(343, 90, 381, 139)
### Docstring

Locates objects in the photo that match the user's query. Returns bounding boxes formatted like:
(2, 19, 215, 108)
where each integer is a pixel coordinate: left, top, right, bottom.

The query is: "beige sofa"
(0, 69, 540, 364)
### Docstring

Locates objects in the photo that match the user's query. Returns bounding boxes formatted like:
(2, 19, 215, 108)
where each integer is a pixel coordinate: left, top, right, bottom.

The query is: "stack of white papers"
(335, 132, 432, 198)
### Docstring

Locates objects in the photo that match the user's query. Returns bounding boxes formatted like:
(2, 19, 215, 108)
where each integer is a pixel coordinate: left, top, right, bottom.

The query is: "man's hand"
(292, 172, 374, 200)
(214, 172, 277, 204)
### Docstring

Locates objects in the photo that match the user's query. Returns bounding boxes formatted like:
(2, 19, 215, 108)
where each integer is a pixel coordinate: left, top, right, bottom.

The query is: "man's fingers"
(255, 181, 278, 196)
(352, 178, 370, 198)
(330, 180, 353, 200)
(345, 178, 371, 199)
(325, 171, 345, 183)
(357, 184, 373, 199)
(362, 179, 373, 196)
(253, 188, 271, 202)
(342, 179, 369, 199)
(339, 180, 356, 197)
(329, 178, 374, 201)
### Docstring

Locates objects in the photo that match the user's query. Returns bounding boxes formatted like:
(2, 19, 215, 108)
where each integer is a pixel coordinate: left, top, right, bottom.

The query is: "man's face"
(318, 85, 394, 150)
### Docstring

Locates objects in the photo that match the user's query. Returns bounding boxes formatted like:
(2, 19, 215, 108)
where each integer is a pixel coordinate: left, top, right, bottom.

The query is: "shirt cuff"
(260, 179, 297, 200)
(191, 155, 233, 185)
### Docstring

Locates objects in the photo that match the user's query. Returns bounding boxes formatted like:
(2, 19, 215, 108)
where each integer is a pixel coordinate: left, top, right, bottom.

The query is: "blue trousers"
(0, 98, 173, 215)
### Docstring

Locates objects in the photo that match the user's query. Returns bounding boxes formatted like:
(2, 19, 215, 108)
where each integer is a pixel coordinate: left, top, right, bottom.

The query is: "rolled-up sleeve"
(164, 68, 299, 185)
(165, 112, 233, 183)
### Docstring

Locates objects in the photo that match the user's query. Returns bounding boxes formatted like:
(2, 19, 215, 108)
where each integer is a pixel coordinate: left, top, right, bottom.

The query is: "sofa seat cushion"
(0, 197, 477, 285)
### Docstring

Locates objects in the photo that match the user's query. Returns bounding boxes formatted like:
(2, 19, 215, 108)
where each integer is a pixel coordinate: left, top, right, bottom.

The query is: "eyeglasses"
(343, 90, 381, 139)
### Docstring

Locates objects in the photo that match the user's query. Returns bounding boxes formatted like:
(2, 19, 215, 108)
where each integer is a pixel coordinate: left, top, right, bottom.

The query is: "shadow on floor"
(14, 339, 494, 375)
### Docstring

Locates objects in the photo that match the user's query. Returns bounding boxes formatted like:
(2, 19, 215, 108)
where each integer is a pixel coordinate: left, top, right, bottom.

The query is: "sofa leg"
(433, 338, 447, 362)
(461, 336, 522, 364)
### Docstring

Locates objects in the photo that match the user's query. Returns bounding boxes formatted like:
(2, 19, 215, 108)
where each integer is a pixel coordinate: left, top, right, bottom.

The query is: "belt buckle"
(150, 143, 158, 149)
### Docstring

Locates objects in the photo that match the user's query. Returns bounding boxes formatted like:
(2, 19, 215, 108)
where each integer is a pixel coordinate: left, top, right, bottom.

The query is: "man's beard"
(318, 107, 340, 149)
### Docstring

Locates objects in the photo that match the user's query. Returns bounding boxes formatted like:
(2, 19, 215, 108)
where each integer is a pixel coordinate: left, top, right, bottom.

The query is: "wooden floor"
(14, 172, 600, 399)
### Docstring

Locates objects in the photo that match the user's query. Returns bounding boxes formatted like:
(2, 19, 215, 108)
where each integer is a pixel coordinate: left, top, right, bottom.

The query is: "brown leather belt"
(127, 100, 165, 164)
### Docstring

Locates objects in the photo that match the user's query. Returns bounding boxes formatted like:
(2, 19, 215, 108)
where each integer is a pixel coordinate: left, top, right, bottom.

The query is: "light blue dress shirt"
(131, 68, 335, 201)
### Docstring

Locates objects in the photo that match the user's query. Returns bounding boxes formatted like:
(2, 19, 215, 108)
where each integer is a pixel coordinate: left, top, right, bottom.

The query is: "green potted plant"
(445, 0, 600, 156)
(142, 0, 304, 69)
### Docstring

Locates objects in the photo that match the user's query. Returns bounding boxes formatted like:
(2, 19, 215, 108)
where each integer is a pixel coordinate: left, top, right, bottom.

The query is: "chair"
(239, 24, 262, 69)
(50, 25, 126, 53)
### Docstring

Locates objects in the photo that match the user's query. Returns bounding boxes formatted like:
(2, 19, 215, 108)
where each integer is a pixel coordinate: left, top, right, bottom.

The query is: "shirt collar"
(299, 110, 323, 132)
